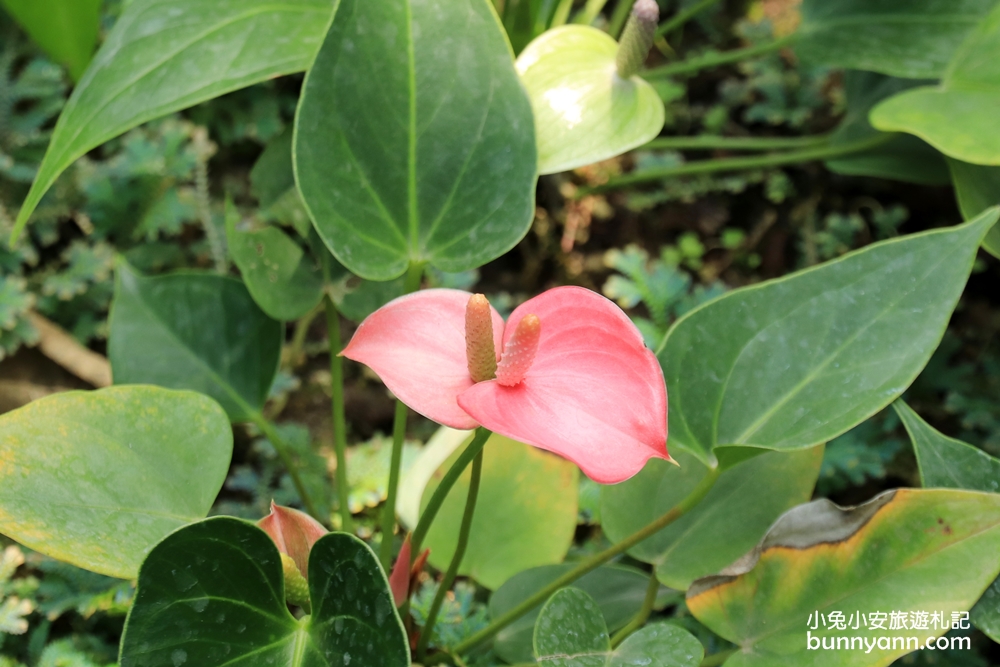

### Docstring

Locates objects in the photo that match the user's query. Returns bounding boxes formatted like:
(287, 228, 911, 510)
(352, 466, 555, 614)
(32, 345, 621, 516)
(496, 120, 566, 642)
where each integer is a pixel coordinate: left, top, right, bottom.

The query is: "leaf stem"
(655, 0, 722, 37)
(411, 428, 492, 559)
(643, 133, 833, 152)
(607, 0, 636, 38)
(325, 296, 352, 534)
(249, 413, 322, 522)
(416, 448, 485, 659)
(609, 569, 660, 647)
(573, 0, 610, 25)
(551, 0, 575, 27)
(437, 464, 723, 660)
(644, 33, 797, 79)
(579, 133, 894, 194)
(378, 262, 425, 570)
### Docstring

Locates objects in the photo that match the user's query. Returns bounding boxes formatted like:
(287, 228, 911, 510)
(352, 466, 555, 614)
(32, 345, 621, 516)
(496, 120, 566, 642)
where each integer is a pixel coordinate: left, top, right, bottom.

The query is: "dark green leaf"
(601, 446, 823, 590)
(491, 564, 673, 664)
(0, 0, 100, 80)
(0, 386, 231, 578)
(251, 127, 297, 211)
(797, 0, 996, 78)
(947, 158, 1000, 258)
(534, 588, 703, 667)
(825, 71, 949, 186)
(108, 264, 282, 422)
(120, 518, 409, 667)
(225, 203, 325, 321)
(13, 0, 334, 239)
(294, 0, 537, 280)
(658, 210, 998, 463)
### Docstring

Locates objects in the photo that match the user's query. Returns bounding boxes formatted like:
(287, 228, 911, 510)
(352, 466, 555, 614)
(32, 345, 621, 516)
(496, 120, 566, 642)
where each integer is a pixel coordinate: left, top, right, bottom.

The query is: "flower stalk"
(326, 296, 352, 533)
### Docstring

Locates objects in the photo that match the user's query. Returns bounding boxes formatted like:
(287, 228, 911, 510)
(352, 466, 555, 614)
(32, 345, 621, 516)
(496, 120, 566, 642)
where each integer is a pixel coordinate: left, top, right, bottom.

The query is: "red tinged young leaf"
(388, 535, 431, 607)
(343, 287, 670, 484)
(257, 501, 327, 579)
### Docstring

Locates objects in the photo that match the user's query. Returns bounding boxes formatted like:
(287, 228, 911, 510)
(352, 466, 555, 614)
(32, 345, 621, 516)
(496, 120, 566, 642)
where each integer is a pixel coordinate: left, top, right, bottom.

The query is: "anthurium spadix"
(342, 287, 670, 484)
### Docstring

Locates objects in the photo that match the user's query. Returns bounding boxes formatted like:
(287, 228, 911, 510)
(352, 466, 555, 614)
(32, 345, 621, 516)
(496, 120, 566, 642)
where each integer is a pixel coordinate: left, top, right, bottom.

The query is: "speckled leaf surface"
(13, 0, 335, 239)
(515, 25, 664, 175)
(658, 210, 997, 464)
(108, 264, 282, 423)
(226, 206, 325, 321)
(420, 433, 578, 589)
(947, 159, 1000, 258)
(894, 400, 1000, 643)
(491, 564, 673, 664)
(533, 588, 702, 666)
(294, 0, 537, 280)
(0, 386, 231, 578)
(601, 446, 822, 590)
(796, 0, 996, 78)
(687, 489, 1000, 667)
(871, 4, 1000, 165)
(120, 519, 409, 667)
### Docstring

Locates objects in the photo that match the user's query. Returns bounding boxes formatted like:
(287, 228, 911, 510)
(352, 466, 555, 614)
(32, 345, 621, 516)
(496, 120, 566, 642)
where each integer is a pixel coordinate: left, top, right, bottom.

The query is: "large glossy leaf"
(108, 264, 282, 423)
(658, 210, 998, 464)
(687, 489, 1000, 667)
(824, 71, 949, 186)
(948, 158, 1000, 258)
(871, 3, 1000, 165)
(120, 518, 409, 667)
(601, 446, 822, 590)
(515, 25, 665, 175)
(420, 433, 578, 589)
(0, 386, 231, 579)
(12, 0, 334, 239)
(294, 0, 537, 280)
(225, 205, 326, 321)
(894, 400, 1000, 643)
(534, 588, 703, 667)
(0, 0, 101, 80)
(796, 0, 996, 78)
(491, 564, 673, 664)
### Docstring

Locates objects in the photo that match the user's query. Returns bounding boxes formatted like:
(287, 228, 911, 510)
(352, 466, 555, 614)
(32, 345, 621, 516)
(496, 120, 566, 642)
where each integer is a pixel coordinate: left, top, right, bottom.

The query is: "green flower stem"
(573, 0, 610, 26)
(607, 0, 636, 38)
(378, 262, 426, 570)
(701, 649, 738, 667)
(643, 133, 833, 152)
(643, 33, 797, 79)
(655, 0, 722, 37)
(325, 296, 352, 534)
(551, 0, 575, 27)
(411, 428, 493, 560)
(579, 133, 894, 195)
(437, 464, 723, 661)
(609, 569, 660, 647)
(416, 448, 485, 660)
(249, 412, 322, 522)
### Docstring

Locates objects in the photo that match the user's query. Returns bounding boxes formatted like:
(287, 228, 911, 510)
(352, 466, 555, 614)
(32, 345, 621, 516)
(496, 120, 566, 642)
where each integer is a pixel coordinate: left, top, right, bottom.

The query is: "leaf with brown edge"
(687, 489, 1000, 667)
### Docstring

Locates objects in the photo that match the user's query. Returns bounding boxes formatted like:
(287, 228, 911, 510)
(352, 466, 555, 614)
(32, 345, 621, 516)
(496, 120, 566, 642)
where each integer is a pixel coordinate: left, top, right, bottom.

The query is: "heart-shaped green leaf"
(534, 588, 703, 666)
(120, 518, 409, 667)
(948, 158, 1000, 258)
(824, 71, 948, 186)
(294, 0, 537, 280)
(13, 0, 334, 240)
(251, 128, 299, 212)
(0, 386, 231, 578)
(225, 204, 326, 322)
(796, 0, 996, 78)
(420, 433, 578, 589)
(601, 446, 822, 590)
(108, 264, 282, 423)
(871, 4, 1000, 165)
(491, 564, 673, 664)
(516, 25, 664, 175)
(0, 0, 100, 80)
(687, 489, 1000, 667)
(894, 400, 1000, 644)
(659, 209, 998, 463)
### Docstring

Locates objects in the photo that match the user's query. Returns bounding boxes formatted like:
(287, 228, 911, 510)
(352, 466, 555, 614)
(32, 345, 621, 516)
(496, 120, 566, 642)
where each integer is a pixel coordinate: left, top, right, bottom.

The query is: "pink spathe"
(342, 286, 669, 484)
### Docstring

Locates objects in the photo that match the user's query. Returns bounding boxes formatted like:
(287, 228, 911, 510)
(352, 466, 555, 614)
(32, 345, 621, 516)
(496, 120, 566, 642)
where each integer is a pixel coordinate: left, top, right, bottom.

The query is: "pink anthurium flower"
(258, 501, 327, 580)
(342, 286, 669, 483)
